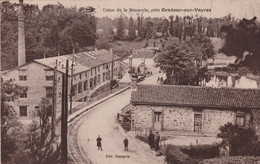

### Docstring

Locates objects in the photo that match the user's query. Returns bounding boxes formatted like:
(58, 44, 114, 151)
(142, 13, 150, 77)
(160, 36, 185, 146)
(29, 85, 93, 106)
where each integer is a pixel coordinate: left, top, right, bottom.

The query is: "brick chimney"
(18, 0, 26, 66)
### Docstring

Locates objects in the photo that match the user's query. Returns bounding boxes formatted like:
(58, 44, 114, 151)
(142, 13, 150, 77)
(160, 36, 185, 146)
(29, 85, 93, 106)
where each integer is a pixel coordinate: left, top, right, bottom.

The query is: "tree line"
(97, 13, 239, 41)
(1, 2, 97, 71)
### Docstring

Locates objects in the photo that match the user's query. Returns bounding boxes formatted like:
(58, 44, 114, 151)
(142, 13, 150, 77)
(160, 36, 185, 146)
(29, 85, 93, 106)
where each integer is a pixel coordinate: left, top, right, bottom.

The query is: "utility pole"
(110, 48, 114, 90)
(51, 60, 57, 138)
(61, 60, 69, 164)
(69, 49, 74, 114)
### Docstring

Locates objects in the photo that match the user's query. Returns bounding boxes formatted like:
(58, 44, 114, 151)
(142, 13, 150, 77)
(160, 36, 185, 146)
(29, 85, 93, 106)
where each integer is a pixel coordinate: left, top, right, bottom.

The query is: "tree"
(156, 40, 196, 85)
(1, 1, 18, 70)
(220, 17, 260, 74)
(156, 34, 215, 85)
(26, 98, 60, 164)
(1, 2, 97, 71)
(116, 16, 125, 40)
(187, 33, 215, 61)
(169, 16, 174, 36)
(217, 123, 260, 156)
(1, 78, 22, 163)
(128, 17, 136, 40)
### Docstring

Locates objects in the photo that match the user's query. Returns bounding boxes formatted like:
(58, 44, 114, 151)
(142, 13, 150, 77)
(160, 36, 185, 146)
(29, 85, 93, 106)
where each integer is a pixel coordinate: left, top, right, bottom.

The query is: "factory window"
(97, 75, 101, 84)
(46, 87, 53, 98)
(84, 80, 88, 91)
(19, 70, 27, 81)
(103, 73, 106, 82)
(78, 82, 82, 93)
(19, 106, 27, 117)
(20, 87, 28, 98)
(90, 78, 93, 88)
(72, 85, 77, 96)
(45, 69, 54, 81)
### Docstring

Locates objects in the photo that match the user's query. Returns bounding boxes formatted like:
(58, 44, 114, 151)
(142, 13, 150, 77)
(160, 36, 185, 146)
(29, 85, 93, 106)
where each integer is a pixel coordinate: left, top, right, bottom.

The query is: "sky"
(9, 0, 260, 19)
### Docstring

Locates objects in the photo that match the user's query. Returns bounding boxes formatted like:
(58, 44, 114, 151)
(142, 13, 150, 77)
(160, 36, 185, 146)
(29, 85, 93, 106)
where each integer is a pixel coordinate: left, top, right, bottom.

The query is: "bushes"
(164, 144, 220, 163)
(217, 123, 260, 156)
(165, 145, 197, 164)
(181, 144, 220, 160)
(202, 156, 260, 164)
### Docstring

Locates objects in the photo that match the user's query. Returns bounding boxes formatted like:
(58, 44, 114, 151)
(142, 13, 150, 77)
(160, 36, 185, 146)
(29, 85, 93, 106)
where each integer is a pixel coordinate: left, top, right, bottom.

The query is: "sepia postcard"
(1, 0, 260, 163)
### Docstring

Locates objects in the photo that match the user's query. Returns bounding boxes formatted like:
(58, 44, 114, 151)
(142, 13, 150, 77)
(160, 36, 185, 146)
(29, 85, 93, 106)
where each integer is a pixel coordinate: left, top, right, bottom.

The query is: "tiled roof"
(34, 49, 121, 75)
(131, 84, 260, 109)
(132, 48, 156, 59)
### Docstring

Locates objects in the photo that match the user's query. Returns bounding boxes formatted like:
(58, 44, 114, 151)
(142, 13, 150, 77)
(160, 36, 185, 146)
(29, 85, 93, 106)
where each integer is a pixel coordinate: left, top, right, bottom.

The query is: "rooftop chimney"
(18, 0, 26, 66)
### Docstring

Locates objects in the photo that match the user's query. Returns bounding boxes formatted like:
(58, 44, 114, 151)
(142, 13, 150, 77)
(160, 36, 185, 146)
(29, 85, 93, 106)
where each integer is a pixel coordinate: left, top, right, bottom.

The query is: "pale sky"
(9, 0, 260, 19)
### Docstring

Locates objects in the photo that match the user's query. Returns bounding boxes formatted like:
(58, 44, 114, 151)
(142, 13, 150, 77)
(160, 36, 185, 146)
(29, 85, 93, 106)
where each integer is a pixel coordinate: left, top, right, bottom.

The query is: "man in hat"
(155, 132, 160, 151)
(148, 130, 155, 149)
(124, 138, 129, 151)
(96, 135, 103, 150)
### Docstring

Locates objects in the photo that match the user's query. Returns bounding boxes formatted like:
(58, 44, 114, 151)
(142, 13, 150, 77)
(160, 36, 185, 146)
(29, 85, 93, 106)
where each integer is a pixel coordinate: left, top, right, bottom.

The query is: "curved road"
(68, 88, 164, 164)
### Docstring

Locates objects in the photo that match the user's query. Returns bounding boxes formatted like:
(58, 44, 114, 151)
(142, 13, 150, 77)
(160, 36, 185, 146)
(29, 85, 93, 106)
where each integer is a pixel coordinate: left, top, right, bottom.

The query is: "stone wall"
(202, 109, 236, 133)
(132, 105, 153, 130)
(163, 106, 194, 131)
(131, 104, 252, 133)
(4, 62, 61, 120)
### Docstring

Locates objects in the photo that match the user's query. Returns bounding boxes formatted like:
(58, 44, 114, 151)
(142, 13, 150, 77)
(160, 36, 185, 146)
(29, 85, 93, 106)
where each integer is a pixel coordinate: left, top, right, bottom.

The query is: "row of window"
(18, 61, 118, 82)
(19, 87, 53, 99)
(19, 106, 52, 117)
(72, 72, 111, 97)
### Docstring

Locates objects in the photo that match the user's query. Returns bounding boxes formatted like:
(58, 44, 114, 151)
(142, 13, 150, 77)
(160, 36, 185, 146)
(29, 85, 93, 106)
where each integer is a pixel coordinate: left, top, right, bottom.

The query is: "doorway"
(194, 114, 202, 132)
(154, 112, 162, 131)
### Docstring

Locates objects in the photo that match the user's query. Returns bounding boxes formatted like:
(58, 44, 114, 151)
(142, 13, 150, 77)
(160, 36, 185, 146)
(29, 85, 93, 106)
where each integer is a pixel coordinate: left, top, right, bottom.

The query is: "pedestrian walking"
(124, 138, 129, 151)
(157, 77, 160, 83)
(148, 130, 155, 149)
(155, 132, 160, 151)
(96, 135, 102, 151)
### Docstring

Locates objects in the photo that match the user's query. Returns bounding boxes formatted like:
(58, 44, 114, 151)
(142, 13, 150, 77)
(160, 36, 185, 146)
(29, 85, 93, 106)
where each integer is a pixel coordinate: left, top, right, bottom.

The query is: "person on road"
(124, 138, 129, 151)
(155, 132, 160, 151)
(148, 130, 155, 149)
(96, 135, 102, 151)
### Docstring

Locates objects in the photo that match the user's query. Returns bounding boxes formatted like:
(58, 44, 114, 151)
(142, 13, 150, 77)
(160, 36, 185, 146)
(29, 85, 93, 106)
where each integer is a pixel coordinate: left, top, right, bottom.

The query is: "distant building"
(130, 84, 260, 135)
(127, 47, 160, 75)
(2, 49, 121, 122)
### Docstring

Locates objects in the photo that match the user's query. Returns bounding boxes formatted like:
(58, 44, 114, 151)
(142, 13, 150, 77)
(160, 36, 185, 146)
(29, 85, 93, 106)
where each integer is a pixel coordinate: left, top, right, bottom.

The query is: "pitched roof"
(131, 84, 260, 109)
(35, 49, 120, 75)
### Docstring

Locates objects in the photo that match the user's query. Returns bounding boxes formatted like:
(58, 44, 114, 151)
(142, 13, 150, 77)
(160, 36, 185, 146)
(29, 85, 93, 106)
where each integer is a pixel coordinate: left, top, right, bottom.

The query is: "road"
(68, 88, 164, 164)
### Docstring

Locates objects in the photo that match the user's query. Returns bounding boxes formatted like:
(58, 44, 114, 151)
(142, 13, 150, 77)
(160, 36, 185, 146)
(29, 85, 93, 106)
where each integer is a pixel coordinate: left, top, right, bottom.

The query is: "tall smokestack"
(18, 0, 26, 66)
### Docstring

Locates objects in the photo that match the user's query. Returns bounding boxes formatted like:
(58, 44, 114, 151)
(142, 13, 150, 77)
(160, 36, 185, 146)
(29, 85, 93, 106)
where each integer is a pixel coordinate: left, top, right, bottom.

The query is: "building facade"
(127, 47, 160, 75)
(2, 49, 121, 121)
(130, 84, 260, 135)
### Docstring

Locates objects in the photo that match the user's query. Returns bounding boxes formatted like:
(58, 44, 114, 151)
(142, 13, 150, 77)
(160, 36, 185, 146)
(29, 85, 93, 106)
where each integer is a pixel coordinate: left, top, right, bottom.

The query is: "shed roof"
(35, 49, 120, 75)
(131, 84, 260, 109)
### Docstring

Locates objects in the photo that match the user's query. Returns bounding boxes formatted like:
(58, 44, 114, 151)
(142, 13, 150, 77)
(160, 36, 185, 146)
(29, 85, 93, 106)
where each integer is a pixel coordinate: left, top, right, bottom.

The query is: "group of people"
(148, 131, 160, 151)
(96, 131, 160, 153)
(96, 135, 129, 151)
(157, 77, 164, 84)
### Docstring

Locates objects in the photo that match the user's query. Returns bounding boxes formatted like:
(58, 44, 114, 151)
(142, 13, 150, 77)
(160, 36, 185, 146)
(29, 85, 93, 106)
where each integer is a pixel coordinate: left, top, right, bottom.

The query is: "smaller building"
(130, 84, 260, 135)
(127, 47, 160, 75)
